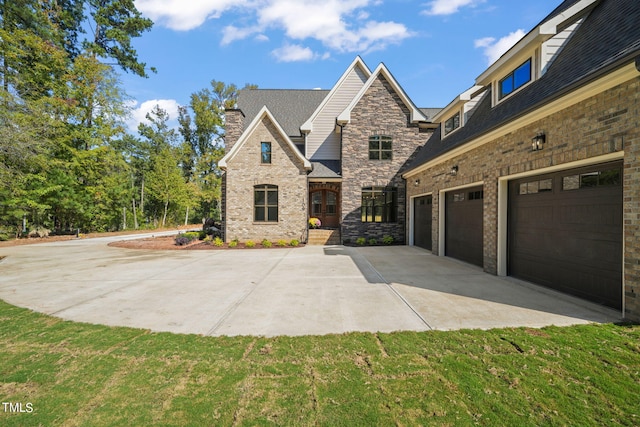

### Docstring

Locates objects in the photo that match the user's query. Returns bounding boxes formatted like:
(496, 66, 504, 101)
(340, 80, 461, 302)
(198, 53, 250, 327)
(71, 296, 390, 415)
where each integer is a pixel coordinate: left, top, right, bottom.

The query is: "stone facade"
(341, 74, 431, 244)
(223, 115, 308, 242)
(406, 76, 640, 321)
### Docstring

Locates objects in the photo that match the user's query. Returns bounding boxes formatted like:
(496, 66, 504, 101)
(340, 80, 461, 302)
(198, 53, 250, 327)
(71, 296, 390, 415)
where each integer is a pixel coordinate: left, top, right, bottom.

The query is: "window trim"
(361, 186, 397, 223)
(368, 135, 393, 160)
(261, 141, 272, 164)
(254, 184, 278, 222)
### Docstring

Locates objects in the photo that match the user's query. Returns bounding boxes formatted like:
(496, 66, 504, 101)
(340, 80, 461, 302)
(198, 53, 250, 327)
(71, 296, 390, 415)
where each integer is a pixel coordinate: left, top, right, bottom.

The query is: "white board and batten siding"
(306, 65, 369, 161)
(541, 19, 583, 75)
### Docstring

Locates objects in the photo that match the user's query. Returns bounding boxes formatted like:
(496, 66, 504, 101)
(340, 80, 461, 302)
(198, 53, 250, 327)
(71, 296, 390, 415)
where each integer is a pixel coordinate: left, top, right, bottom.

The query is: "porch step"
(308, 229, 341, 245)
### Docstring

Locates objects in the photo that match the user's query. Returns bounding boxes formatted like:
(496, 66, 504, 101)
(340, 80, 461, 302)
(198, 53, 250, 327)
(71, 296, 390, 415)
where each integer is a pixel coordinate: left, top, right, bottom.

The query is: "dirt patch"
(108, 236, 303, 251)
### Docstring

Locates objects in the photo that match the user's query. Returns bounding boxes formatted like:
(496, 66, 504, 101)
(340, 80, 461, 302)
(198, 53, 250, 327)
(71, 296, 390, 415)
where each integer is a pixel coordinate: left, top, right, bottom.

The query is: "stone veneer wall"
(406, 76, 640, 321)
(224, 115, 308, 242)
(221, 109, 245, 239)
(341, 74, 430, 244)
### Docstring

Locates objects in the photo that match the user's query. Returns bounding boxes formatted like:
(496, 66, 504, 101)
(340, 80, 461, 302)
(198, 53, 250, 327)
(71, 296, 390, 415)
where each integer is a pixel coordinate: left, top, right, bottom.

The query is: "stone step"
(308, 229, 341, 245)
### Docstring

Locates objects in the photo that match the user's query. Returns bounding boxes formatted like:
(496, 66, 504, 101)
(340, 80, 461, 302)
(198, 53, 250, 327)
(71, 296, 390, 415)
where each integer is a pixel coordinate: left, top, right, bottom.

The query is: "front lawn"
(1, 300, 638, 426)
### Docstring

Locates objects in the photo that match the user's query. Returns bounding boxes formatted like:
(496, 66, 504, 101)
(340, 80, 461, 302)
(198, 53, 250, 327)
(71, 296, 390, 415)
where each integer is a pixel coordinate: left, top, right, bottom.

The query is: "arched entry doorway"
(309, 182, 341, 228)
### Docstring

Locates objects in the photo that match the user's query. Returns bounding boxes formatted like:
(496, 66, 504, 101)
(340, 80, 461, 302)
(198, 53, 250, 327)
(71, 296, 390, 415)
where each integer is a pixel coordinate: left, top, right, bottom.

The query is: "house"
(220, 57, 438, 245)
(402, 0, 640, 321)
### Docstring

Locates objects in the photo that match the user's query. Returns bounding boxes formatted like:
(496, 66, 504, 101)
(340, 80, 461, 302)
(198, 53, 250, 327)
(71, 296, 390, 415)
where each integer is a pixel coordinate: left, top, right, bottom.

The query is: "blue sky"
(124, 0, 562, 131)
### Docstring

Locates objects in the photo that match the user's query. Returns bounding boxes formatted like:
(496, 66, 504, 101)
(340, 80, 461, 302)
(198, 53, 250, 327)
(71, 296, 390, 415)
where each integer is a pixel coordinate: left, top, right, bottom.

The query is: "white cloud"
(127, 99, 181, 132)
(135, 0, 241, 31)
(422, 0, 484, 16)
(271, 44, 317, 62)
(138, 0, 413, 59)
(474, 29, 526, 65)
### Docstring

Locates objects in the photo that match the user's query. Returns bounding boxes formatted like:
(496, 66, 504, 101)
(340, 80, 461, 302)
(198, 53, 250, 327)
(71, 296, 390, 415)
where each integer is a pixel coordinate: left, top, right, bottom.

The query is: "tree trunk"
(184, 206, 189, 226)
(132, 198, 138, 229)
(162, 200, 169, 227)
(122, 207, 126, 230)
(140, 176, 145, 214)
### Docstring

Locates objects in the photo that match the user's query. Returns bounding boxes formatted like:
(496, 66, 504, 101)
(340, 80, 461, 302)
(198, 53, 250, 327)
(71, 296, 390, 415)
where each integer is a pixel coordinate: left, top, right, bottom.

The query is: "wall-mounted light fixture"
(532, 132, 545, 151)
(449, 165, 459, 176)
(414, 179, 420, 187)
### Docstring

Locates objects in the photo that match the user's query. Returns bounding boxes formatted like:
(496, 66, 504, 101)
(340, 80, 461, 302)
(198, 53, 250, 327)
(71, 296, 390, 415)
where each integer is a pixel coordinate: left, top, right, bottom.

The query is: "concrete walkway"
(0, 233, 621, 336)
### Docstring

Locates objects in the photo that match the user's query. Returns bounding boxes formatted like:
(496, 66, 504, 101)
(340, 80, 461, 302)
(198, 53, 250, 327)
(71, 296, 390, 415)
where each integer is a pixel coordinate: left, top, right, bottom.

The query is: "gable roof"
(337, 62, 428, 124)
(300, 56, 371, 133)
(405, 0, 640, 174)
(219, 106, 312, 170)
(237, 89, 329, 137)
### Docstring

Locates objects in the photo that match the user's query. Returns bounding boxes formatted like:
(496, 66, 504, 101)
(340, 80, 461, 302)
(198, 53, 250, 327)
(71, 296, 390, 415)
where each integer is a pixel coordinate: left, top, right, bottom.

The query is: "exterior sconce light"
(532, 132, 545, 151)
(414, 179, 420, 187)
(449, 165, 458, 176)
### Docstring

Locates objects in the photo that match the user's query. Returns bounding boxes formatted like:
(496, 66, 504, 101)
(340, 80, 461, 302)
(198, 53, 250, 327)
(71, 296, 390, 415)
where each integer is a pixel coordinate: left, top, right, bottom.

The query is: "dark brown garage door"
(413, 195, 432, 250)
(445, 186, 483, 267)
(508, 162, 622, 309)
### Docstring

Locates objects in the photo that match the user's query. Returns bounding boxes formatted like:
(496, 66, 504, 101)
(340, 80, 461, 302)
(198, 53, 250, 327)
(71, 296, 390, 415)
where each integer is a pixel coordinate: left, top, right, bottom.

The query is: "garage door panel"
(508, 162, 622, 309)
(446, 186, 483, 267)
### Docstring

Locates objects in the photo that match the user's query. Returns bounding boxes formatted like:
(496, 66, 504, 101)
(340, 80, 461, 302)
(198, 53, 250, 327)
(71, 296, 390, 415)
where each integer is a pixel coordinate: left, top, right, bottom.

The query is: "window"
(519, 179, 553, 195)
(444, 112, 460, 136)
(562, 168, 621, 191)
(499, 58, 532, 99)
(254, 184, 278, 222)
(369, 135, 392, 160)
(261, 142, 271, 164)
(361, 187, 397, 223)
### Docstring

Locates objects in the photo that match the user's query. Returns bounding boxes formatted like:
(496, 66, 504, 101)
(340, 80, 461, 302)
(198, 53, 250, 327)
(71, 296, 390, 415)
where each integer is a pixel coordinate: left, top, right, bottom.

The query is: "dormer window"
(499, 58, 532, 100)
(444, 112, 460, 136)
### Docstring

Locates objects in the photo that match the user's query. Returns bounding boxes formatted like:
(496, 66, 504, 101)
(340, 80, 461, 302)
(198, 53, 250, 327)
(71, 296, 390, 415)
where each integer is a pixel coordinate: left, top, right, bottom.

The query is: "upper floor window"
(369, 135, 392, 160)
(444, 112, 460, 136)
(254, 184, 278, 222)
(361, 186, 397, 223)
(261, 142, 272, 164)
(499, 58, 531, 100)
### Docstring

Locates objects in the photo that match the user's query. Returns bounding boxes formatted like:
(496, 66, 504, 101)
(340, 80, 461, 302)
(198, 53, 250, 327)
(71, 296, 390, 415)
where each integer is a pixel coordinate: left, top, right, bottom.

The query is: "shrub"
(261, 239, 272, 248)
(181, 231, 200, 241)
(28, 226, 50, 238)
(229, 239, 238, 248)
(276, 239, 287, 247)
(382, 235, 394, 245)
(213, 236, 224, 247)
(309, 217, 321, 229)
(289, 239, 299, 247)
(368, 238, 378, 246)
(174, 236, 191, 246)
(356, 237, 366, 246)
(245, 240, 255, 248)
(343, 238, 351, 244)
(198, 230, 207, 240)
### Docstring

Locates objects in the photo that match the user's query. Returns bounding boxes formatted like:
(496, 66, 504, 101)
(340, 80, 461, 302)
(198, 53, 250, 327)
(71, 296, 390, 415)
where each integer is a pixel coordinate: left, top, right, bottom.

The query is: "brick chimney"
(224, 108, 245, 154)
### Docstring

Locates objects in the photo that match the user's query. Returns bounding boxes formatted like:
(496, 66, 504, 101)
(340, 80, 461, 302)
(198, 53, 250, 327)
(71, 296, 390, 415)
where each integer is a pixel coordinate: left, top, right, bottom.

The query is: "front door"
(310, 189, 339, 228)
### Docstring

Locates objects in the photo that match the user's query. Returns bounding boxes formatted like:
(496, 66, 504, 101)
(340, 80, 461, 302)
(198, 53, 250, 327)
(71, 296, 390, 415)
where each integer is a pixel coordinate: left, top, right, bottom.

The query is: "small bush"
(368, 238, 378, 245)
(343, 238, 351, 244)
(382, 235, 394, 245)
(229, 239, 238, 248)
(289, 239, 299, 247)
(198, 230, 207, 240)
(245, 240, 255, 248)
(276, 239, 287, 247)
(356, 237, 366, 246)
(213, 236, 224, 247)
(261, 239, 272, 248)
(174, 236, 191, 246)
(181, 231, 200, 241)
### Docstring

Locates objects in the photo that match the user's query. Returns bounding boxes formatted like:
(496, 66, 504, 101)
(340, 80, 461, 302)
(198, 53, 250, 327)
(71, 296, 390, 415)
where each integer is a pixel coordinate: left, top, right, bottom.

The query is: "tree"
(146, 146, 187, 227)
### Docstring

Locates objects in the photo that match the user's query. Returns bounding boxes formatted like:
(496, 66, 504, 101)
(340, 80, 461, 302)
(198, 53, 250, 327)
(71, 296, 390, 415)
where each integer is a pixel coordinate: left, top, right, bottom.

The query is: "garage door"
(445, 186, 483, 267)
(508, 162, 622, 309)
(413, 195, 432, 250)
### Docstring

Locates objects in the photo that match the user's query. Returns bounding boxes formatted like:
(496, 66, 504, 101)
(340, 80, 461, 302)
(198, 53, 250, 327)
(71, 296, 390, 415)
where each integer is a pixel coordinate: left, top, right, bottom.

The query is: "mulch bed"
(108, 236, 304, 250)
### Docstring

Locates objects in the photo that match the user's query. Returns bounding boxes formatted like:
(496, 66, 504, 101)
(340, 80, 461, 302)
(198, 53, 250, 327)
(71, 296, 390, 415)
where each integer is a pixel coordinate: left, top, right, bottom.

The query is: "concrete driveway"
(0, 232, 621, 336)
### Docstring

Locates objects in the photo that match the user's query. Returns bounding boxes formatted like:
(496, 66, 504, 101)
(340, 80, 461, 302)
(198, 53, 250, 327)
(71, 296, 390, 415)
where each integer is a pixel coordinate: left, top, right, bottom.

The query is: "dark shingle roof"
(308, 160, 341, 178)
(237, 89, 330, 137)
(407, 0, 640, 170)
(419, 108, 442, 122)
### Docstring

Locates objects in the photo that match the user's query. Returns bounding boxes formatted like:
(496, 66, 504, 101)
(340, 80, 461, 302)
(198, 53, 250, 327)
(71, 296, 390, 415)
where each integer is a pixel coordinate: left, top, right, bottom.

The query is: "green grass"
(0, 300, 639, 426)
